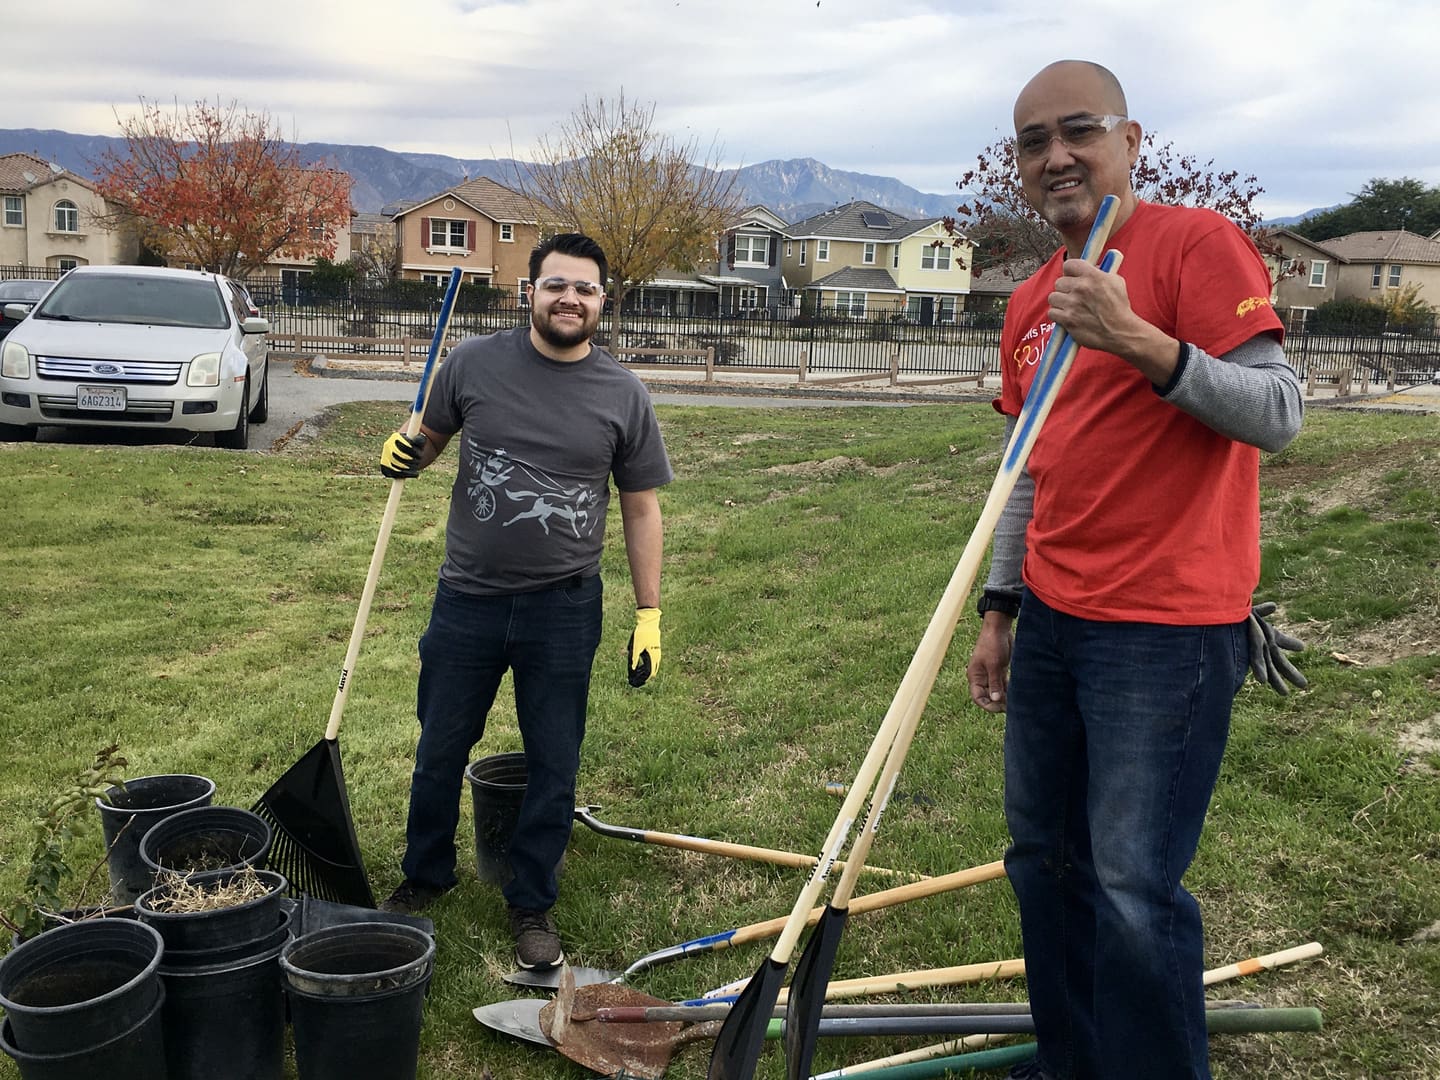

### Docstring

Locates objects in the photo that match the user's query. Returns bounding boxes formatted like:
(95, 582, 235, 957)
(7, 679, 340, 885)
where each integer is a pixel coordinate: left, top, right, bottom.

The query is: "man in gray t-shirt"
(376, 234, 672, 973)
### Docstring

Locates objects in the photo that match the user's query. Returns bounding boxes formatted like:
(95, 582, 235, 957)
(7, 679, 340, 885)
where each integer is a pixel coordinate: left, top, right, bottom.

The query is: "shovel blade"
(708, 956, 788, 1080)
(784, 905, 848, 1080)
(472, 999, 553, 1046)
(503, 965, 619, 990)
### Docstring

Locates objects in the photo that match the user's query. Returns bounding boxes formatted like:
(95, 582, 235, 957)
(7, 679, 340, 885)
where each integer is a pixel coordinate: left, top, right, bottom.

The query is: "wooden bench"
(1306, 360, 1353, 397)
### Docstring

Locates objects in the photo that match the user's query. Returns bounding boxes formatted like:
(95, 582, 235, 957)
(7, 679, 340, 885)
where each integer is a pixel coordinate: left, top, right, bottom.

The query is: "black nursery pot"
(139, 804, 273, 879)
(96, 773, 216, 905)
(0, 918, 164, 1055)
(135, 868, 288, 954)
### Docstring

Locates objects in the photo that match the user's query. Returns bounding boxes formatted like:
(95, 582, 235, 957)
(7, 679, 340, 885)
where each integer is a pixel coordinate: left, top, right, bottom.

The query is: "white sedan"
(0, 265, 270, 449)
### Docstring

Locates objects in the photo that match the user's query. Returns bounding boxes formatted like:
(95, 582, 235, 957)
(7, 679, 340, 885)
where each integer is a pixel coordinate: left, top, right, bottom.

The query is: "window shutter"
(769, 235, 777, 267)
(467, 220, 477, 252)
(420, 217, 430, 248)
(726, 234, 736, 269)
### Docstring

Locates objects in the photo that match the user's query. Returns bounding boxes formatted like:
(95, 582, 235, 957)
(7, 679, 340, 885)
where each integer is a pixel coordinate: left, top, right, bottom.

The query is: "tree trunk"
(609, 282, 629, 348)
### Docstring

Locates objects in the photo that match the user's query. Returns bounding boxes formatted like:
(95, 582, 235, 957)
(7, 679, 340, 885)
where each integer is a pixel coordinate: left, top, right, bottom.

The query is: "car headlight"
(187, 352, 222, 387)
(1, 340, 30, 379)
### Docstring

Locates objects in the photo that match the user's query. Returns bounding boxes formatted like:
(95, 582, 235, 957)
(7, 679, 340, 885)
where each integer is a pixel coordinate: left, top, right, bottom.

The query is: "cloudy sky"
(4, 0, 1438, 219)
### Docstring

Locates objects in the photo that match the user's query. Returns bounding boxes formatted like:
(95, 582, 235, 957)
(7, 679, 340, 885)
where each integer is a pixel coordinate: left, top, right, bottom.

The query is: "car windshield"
(0, 280, 51, 302)
(35, 274, 230, 329)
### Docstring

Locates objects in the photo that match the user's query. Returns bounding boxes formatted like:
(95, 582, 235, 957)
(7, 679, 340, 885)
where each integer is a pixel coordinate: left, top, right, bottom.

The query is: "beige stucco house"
(1270, 227, 1440, 326)
(0, 152, 135, 272)
(391, 176, 542, 297)
(781, 201, 973, 323)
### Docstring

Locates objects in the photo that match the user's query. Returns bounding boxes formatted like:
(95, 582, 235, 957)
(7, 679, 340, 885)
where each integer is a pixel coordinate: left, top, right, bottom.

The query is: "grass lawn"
(1, 401, 1437, 1079)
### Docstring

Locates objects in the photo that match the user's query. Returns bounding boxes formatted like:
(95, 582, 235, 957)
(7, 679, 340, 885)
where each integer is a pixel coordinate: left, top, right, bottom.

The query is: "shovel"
(251, 266, 463, 906)
(502, 857, 1006, 989)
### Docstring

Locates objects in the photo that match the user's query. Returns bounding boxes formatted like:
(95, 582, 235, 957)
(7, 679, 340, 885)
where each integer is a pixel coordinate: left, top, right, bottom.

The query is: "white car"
(0, 265, 270, 449)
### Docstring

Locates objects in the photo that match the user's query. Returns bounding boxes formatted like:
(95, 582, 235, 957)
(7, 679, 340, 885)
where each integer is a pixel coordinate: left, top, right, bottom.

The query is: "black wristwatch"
(977, 589, 1021, 619)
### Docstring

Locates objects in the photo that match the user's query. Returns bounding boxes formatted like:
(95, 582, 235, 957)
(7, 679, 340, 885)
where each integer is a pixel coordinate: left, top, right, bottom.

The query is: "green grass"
(2, 404, 1438, 1078)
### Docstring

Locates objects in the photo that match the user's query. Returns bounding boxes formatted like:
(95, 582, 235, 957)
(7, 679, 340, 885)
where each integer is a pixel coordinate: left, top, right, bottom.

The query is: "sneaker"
(508, 905, 565, 970)
(1006, 1062, 1048, 1079)
(379, 880, 452, 915)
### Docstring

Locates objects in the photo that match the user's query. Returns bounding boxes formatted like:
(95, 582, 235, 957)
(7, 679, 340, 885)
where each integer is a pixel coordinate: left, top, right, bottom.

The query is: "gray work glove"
(1246, 602, 1308, 695)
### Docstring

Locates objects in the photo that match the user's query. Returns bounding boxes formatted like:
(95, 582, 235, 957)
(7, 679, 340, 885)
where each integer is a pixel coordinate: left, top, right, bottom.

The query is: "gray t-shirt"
(423, 326, 673, 594)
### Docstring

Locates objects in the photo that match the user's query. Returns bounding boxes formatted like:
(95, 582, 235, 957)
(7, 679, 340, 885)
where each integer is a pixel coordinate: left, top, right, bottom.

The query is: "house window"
(863, 242, 876, 265)
(738, 286, 760, 309)
(420, 273, 444, 287)
(817, 239, 830, 262)
(429, 218, 468, 250)
(518, 278, 530, 307)
(921, 244, 950, 270)
(833, 290, 866, 317)
(1308, 260, 1327, 287)
(799, 242, 806, 266)
(785, 241, 792, 257)
(1388, 264, 1402, 287)
(1371, 264, 1383, 288)
(53, 200, 79, 233)
(56, 258, 79, 273)
(3, 196, 21, 226)
(938, 296, 956, 322)
(734, 234, 769, 265)
(892, 248, 899, 269)
(500, 223, 514, 242)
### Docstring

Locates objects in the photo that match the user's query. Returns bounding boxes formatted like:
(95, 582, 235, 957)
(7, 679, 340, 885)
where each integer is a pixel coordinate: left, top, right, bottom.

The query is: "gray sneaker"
(508, 905, 565, 970)
(379, 880, 452, 915)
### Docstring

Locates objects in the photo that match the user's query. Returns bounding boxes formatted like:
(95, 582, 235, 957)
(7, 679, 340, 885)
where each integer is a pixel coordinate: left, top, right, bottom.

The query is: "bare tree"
(519, 93, 743, 341)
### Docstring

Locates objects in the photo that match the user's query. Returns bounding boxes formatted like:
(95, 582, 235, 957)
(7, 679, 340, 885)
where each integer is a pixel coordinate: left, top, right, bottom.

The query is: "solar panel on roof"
(861, 211, 890, 228)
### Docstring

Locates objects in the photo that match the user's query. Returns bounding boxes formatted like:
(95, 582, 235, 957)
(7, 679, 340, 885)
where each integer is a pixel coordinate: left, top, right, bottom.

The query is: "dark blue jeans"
(1004, 592, 1248, 1080)
(400, 575, 603, 911)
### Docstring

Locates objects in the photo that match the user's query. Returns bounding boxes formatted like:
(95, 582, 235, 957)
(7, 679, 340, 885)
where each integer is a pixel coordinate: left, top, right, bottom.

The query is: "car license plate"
(77, 385, 127, 411)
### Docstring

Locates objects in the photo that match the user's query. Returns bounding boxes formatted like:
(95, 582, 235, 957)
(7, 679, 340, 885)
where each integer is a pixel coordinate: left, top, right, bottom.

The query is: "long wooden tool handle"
(824, 205, 1125, 914)
(324, 267, 463, 741)
(1202, 941, 1323, 985)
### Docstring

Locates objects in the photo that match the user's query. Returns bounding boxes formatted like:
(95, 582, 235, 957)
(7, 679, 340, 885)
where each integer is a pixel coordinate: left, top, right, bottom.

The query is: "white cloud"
(3, 0, 1438, 219)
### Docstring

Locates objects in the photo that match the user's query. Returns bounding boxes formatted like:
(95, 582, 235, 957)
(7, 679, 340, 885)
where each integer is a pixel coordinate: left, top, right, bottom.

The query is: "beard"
(532, 305, 599, 350)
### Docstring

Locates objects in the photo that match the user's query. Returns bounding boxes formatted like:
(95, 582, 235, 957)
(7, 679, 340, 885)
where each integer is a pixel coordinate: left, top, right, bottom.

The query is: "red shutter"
(420, 217, 430, 249)
(467, 220, 476, 252)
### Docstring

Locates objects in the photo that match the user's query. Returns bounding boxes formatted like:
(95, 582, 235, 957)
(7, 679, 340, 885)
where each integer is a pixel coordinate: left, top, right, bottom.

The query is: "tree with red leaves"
(93, 99, 352, 280)
(948, 131, 1296, 288)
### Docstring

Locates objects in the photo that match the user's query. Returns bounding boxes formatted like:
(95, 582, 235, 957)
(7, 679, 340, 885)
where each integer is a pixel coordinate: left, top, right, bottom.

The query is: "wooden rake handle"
(324, 267, 463, 741)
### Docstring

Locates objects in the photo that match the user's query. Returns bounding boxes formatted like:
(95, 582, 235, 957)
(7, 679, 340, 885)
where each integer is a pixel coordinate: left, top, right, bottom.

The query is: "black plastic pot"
(8, 907, 138, 951)
(96, 773, 216, 905)
(0, 918, 164, 1055)
(139, 804, 273, 880)
(136, 868, 287, 954)
(159, 937, 288, 1080)
(158, 904, 294, 970)
(280, 922, 436, 1080)
(0, 984, 167, 1080)
(466, 753, 527, 887)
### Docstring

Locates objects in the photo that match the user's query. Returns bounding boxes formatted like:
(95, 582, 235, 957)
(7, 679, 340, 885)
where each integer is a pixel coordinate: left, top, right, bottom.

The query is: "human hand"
(627, 607, 662, 687)
(966, 618, 1014, 714)
(1246, 602, 1307, 695)
(1047, 258, 1135, 353)
(380, 431, 427, 479)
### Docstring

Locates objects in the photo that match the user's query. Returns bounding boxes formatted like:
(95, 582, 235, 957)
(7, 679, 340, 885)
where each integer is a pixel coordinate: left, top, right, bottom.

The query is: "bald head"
(1015, 60, 1128, 126)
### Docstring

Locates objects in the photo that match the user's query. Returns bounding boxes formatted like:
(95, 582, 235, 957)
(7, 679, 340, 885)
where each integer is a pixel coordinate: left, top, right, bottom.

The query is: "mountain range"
(0, 127, 961, 224)
(0, 126, 1329, 227)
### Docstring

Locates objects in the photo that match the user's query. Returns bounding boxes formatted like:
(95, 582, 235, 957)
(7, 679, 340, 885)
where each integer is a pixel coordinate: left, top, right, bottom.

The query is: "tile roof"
(785, 201, 936, 241)
(0, 152, 88, 193)
(806, 266, 903, 292)
(400, 176, 543, 223)
(1319, 230, 1440, 265)
(350, 212, 392, 235)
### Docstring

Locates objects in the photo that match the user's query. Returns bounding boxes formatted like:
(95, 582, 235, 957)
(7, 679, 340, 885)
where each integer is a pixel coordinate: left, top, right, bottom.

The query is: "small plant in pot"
(1, 743, 129, 947)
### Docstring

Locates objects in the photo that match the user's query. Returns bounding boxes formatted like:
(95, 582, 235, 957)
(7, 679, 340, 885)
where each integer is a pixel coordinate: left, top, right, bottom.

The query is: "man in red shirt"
(965, 61, 1304, 1079)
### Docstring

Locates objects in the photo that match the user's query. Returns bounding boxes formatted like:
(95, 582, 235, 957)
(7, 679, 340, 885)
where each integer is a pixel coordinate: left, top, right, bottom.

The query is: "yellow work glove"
(627, 607, 662, 687)
(380, 431, 427, 479)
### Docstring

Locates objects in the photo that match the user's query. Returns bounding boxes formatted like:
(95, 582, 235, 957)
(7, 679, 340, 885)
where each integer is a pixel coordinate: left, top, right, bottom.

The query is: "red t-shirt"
(998, 201, 1284, 625)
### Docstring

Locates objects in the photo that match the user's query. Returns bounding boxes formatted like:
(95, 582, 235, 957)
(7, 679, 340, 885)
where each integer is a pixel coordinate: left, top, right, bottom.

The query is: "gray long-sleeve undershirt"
(982, 334, 1303, 596)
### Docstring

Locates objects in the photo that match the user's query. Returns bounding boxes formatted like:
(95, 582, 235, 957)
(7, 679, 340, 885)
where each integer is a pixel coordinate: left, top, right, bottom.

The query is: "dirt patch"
(762, 455, 909, 478)
(1336, 605, 1440, 666)
(730, 432, 794, 445)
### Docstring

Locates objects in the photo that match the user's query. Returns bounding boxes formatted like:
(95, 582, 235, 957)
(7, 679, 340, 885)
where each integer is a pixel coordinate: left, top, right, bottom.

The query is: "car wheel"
(250, 358, 269, 423)
(216, 379, 250, 450)
(0, 421, 36, 442)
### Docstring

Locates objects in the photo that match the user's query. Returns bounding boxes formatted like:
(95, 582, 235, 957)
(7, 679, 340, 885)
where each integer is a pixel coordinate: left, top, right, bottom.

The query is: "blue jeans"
(400, 575, 603, 911)
(1004, 592, 1248, 1080)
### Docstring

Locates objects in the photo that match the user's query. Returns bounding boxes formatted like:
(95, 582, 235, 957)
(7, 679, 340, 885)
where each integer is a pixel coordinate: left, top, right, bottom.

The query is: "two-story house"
(1269, 228, 1440, 327)
(0, 153, 135, 272)
(391, 176, 542, 297)
(780, 201, 973, 324)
